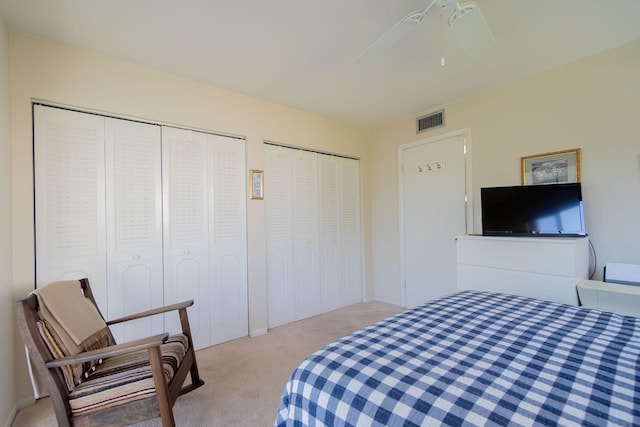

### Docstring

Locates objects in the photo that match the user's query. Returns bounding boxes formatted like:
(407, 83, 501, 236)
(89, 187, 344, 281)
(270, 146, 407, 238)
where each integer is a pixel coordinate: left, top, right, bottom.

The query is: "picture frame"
(249, 169, 264, 200)
(521, 148, 581, 185)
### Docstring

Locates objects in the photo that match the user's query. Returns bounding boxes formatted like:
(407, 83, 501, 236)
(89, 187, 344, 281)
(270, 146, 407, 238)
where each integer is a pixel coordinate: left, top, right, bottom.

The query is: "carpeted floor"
(12, 301, 404, 427)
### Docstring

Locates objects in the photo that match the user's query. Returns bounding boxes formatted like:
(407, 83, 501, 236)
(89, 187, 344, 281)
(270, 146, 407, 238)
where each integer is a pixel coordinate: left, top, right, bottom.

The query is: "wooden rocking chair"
(16, 278, 204, 427)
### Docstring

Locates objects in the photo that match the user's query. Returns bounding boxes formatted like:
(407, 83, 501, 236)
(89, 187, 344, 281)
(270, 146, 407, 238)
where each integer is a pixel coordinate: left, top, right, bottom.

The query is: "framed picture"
(249, 169, 264, 200)
(521, 148, 581, 185)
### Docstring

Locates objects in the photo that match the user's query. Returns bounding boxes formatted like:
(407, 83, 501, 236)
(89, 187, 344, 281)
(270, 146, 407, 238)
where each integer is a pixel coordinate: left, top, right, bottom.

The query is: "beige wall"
(0, 15, 16, 427)
(8, 31, 372, 403)
(371, 39, 640, 304)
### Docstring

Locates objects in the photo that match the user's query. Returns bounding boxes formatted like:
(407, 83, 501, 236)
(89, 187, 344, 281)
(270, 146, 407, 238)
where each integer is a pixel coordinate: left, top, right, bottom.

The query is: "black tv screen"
(481, 183, 586, 237)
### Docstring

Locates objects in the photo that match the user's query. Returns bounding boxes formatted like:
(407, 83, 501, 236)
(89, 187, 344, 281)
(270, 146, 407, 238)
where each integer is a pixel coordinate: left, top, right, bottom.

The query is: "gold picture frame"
(249, 169, 264, 200)
(521, 148, 581, 185)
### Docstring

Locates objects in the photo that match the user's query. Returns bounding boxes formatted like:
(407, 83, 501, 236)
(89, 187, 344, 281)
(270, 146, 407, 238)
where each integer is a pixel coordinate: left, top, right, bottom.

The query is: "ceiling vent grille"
(416, 110, 445, 134)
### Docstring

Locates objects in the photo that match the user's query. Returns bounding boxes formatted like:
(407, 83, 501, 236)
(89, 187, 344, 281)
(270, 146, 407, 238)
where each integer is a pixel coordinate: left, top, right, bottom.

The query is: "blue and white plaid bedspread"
(275, 291, 640, 426)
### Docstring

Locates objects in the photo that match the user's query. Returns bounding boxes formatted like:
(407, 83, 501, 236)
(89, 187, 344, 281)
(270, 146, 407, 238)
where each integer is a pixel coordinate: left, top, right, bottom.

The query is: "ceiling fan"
(356, 0, 494, 64)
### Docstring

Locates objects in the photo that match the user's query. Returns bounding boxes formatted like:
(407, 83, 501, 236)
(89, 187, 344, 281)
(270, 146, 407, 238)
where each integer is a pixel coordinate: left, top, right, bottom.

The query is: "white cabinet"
(34, 105, 247, 349)
(456, 235, 589, 305)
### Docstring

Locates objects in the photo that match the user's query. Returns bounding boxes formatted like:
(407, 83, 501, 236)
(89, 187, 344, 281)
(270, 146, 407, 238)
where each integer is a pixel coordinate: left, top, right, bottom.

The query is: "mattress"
(275, 290, 640, 426)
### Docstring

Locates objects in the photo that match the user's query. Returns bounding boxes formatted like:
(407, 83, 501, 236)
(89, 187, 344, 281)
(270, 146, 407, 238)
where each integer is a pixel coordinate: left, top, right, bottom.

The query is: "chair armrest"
(45, 333, 169, 368)
(106, 300, 194, 326)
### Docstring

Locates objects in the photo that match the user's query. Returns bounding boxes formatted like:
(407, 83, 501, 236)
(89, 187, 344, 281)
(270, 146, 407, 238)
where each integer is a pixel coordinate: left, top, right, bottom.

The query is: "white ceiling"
(1, 1, 640, 129)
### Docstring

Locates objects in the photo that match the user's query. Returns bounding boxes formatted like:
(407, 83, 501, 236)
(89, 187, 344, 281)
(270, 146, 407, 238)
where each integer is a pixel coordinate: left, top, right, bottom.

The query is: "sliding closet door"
(318, 155, 341, 312)
(266, 144, 362, 328)
(162, 127, 248, 349)
(208, 134, 248, 345)
(340, 158, 363, 305)
(35, 106, 248, 349)
(292, 150, 322, 320)
(105, 118, 163, 343)
(34, 105, 108, 309)
(265, 146, 295, 327)
(162, 127, 211, 348)
(319, 156, 363, 310)
(35, 106, 164, 342)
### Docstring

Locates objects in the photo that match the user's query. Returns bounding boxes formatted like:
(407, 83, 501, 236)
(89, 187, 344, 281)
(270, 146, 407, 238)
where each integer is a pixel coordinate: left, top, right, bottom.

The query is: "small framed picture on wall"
(521, 148, 581, 185)
(249, 169, 264, 200)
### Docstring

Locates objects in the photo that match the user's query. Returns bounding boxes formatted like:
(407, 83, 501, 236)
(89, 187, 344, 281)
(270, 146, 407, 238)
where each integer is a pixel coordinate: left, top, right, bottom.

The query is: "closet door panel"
(162, 127, 211, 349)
(340, 158, 363, 305)
(208, 134, 248, 345)
(34, 105, 108, 310)
(266, 145, 295, 328)
(318, 155, 341, 312)
(266, 146, 363, 327)
(293, 150, 321, 320)
(105, 118, 163, 343)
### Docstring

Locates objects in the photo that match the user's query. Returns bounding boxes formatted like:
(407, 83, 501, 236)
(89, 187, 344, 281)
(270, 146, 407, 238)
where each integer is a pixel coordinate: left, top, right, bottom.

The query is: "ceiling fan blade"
(356, 1, 439, 63)
(448, 1, 495, 58)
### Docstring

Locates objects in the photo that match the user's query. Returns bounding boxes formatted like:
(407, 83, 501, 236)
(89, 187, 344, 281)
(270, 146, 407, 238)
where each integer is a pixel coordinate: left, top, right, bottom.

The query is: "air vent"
(416, 110, 445, 134)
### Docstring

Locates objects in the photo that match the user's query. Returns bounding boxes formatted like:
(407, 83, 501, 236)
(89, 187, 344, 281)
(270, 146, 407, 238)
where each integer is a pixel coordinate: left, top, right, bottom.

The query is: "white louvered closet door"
(208, 134, 248, 345)
(317, 156, 363, 311)
(162, 127, 211, 349)
(266, 145, 295, 328)
(34, 106, 108, 310)
(340, 158, 363, 305)
(266, 145, 363, 328)
(35, 106, 248, 350)
(162, 127, 248, 349)
(318, 155, 341, 312)
(105, 118, 163, 343)
(293, 150, 322, 320)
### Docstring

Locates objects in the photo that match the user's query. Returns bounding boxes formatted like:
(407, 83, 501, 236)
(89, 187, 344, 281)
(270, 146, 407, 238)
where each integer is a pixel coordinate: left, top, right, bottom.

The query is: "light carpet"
(13, 301, 404, 427)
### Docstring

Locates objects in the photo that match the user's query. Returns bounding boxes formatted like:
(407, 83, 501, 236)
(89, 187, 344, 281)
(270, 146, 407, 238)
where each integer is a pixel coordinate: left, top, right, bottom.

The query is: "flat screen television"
(481, 183, 586, 237)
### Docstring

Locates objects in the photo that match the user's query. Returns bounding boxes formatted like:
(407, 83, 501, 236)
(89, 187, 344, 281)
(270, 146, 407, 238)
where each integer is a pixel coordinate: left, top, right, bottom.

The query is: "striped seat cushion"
(68, 334, 189, 415)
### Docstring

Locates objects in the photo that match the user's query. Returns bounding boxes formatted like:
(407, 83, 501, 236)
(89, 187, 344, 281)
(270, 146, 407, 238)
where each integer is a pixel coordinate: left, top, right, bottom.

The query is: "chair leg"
(148, 346, 175, 427)
(178, 307, 205, 390)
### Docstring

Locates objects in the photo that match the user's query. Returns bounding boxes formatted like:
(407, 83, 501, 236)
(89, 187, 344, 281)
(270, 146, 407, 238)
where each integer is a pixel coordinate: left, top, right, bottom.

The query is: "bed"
(275, 290, 640, 426)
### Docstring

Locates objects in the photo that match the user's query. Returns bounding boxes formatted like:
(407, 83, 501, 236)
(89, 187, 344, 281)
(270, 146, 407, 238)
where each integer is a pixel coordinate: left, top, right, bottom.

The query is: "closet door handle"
(132, 254, 140, 259)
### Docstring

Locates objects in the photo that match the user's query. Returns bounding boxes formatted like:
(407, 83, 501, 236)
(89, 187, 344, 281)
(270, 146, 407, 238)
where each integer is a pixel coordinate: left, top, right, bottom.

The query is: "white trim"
(2, 404, 17, 427)
(15, 397, 35, 411)
(366, 296, 403, 306)
(32, 99, 246, 141)
(6, 396, 37, 427)
(263, 139, 359, 161)
(250, 327, 268, 337)
(397, 128, 473, 308)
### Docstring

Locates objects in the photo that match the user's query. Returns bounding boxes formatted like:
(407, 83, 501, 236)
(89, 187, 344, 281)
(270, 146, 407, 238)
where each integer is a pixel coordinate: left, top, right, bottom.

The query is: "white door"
(34, 106, 107, 307)
(266, 145, 362, 327)
(105, 118, 164, 343)
(208, 134, 248, 345)
(162, 126, 248, 349)
(265, 145, 296, 328)
(400, 133, 468, 308)
(321, 156, 363, 309)
(340, 158, 363, 306)
(162, 127, 211, 348)
(318, 155, 341, 312)
(292, 150, 321, 320)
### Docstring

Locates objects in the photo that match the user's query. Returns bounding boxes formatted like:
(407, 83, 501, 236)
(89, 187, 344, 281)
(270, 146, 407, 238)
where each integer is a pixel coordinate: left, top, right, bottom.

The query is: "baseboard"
(249, 327, 268, 338)
(3, 403, 16, 427)
(16, 395, 36, 410)
(5, 395, 38, 427)
(366, 296, 402, 306)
